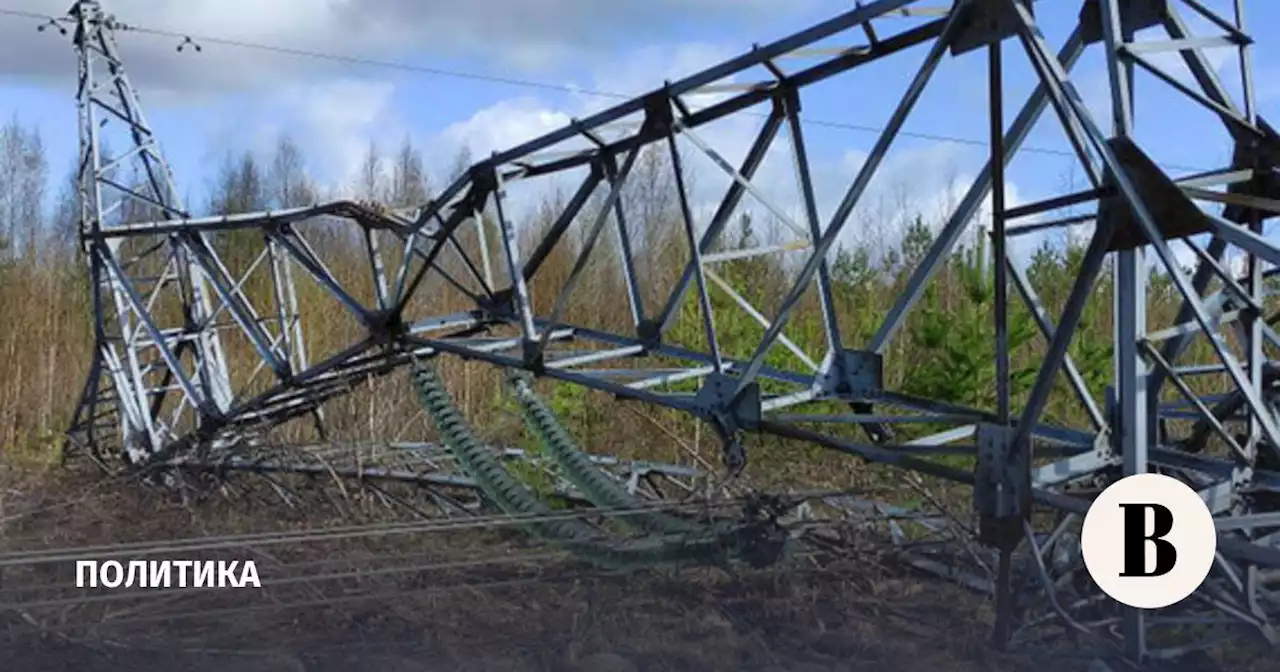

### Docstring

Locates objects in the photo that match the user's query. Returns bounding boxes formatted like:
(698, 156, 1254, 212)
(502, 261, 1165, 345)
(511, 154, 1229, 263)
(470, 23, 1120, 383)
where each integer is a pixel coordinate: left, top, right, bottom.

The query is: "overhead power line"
(1, 5, 1216, 172)
(0, 7, 47, 21)
(101, 20, 1088, 158)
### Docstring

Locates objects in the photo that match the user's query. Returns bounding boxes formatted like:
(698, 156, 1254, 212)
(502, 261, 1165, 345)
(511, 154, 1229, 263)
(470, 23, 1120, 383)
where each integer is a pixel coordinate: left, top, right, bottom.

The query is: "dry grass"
(0, 464, 1079, 672)
(0, 147, 1263, 671)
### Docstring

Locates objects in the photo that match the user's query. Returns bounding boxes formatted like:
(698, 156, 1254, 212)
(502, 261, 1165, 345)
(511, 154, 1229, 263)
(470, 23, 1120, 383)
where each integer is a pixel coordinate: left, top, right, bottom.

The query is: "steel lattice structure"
(49, 0, 1280, 666)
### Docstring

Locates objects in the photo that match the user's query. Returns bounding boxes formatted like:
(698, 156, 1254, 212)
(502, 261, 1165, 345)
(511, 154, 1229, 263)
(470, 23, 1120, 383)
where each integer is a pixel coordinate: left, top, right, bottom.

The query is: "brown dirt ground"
(0, 464, 1240, 672)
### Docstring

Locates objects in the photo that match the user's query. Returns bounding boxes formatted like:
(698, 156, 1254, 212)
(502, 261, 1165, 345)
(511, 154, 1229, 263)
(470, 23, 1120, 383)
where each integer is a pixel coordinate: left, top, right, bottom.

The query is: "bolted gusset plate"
(46, 0, 1280, 665)
(1225, 117, 1280, 224)
(1078, 0, 1167, 45)
(949, 0, 1034, 55)
(1103, 136, 1216, 251)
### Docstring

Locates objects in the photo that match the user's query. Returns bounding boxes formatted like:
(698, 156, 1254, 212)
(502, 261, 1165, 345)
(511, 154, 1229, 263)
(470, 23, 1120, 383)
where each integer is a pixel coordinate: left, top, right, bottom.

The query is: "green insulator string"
(505, 370, 706, 536)
(409, 357, 779, 570)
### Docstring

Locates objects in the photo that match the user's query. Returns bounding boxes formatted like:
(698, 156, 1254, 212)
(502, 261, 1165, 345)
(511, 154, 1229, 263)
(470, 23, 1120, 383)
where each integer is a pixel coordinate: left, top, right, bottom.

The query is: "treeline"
(204, 135, 439, 215)
(0, 111, 1224, 481)
(0, 115, 52, 257)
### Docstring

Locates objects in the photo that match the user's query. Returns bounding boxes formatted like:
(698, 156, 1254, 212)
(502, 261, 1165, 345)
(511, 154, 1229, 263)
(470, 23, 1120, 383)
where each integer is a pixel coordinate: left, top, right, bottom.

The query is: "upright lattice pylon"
(65, 0, 236, 465)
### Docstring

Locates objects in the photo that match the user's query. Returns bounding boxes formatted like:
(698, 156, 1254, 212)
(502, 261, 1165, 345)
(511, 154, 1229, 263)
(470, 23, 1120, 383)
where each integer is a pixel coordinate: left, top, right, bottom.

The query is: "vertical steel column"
(870, 27, 1088, 356)
(988, 26, 1017, 649)
(1235, 0, 1265, 618)
(1098, 0, 1145, 463)
(731, 9, 966, 399)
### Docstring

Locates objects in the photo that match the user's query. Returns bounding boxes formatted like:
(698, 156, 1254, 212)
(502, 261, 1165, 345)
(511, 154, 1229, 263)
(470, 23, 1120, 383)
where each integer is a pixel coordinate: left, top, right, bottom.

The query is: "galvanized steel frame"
(58, 0, 1280, 665)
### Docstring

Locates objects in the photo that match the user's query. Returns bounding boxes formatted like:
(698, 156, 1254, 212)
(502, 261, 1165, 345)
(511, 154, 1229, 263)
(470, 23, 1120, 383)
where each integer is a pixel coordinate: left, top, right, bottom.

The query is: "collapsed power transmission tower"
(51, 0, 1280, 666)
(57, 0, 700, 507)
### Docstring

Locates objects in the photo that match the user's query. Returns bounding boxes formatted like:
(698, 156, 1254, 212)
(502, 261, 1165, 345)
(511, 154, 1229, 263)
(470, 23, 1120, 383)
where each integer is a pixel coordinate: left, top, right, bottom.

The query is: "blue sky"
(0, 0, 1276, 263)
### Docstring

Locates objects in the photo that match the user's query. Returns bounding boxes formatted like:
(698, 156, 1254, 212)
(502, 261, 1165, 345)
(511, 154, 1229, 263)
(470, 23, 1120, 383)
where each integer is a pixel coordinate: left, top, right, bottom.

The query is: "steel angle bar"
(406, 335, 703, 415)
(486, 0, 920, 167)
(732, 7, 967, 400)
(702, 270, 819, 372)
(871, 23, 1090, 354)
(665, 128, 724, 372)
(673, 122, 810, 242)
(1023, 5, 1280, 457)
(93, 203, 345, 237)
(489, 168, 537, 343)
(51, 0, 1280, 664)
(1100, 0, 1153, 651)
(96, 247, 209, 413)
(532, 146, 643, 361)
(1007, 223, 1114, 452)
(395, 200, 487, 314)
(196, 246, 272, 329)
(266, 227, 371, 322)
(1006, 258, 1108, 431)
(702, 242, 811, 264)
(655, 110, 785, 333)
(519, 170, 603, 282)
(1147, 0, 1275, 401)
(611, 214, 647, 332)
(183, 237, 290, 377)
(769, 92, 844, 357)
(1127, 53, 1258, 137)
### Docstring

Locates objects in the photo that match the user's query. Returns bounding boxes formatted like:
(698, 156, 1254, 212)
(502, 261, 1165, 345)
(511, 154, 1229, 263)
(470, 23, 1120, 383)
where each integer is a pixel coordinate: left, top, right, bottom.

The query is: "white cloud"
(0, 0, 822, 93)
(580, 43, 743, 102)
(280, 80, 402, 187)
(194, 78, 404, 192)
(438, 98, 573, 162)
(329, 0, 819, 72)
(18, 2, 1045, 263)
(425, 41, 759, 213)
(816, 141, 1018, 254)
(431, 55, 1034, 271)
(1257, 64, 1280, 106)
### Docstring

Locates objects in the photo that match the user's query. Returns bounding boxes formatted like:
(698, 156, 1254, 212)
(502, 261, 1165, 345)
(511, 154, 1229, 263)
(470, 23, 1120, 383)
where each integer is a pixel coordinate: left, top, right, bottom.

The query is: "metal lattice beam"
(54, 0, 1280, 666)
